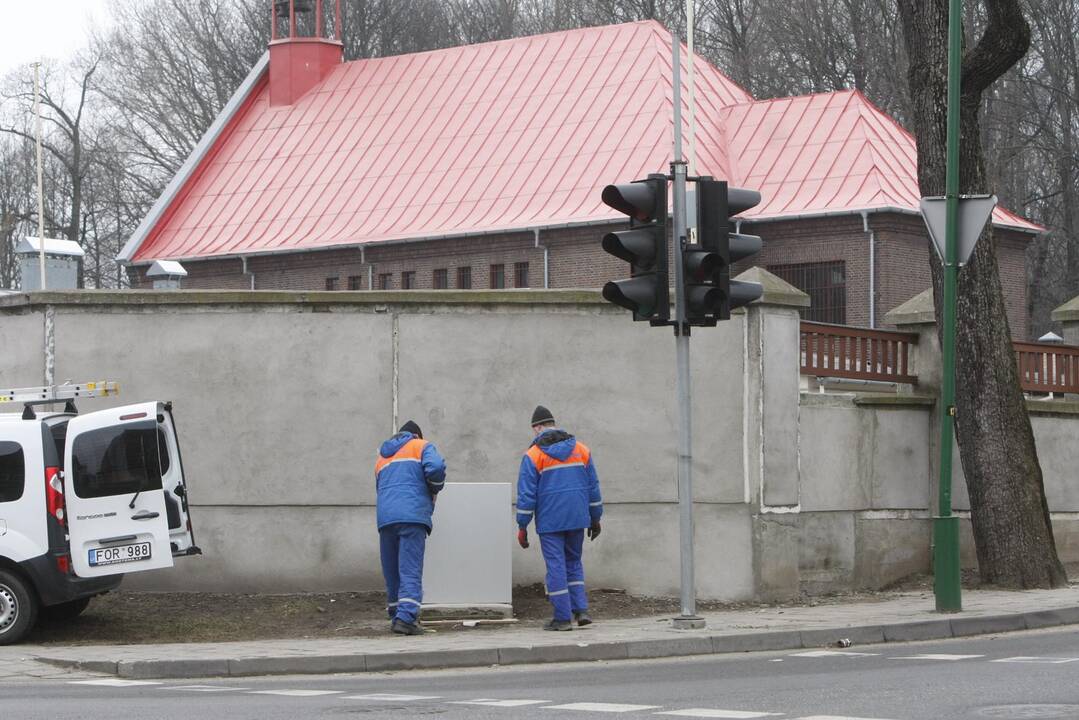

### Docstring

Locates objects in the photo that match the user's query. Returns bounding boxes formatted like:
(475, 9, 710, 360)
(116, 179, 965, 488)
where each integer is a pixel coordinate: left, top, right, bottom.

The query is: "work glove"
(587, 522, 601, 541)
(517, 528, 530, 549)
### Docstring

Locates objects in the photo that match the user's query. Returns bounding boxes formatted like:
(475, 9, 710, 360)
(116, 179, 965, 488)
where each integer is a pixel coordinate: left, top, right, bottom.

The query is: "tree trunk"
(897, 0, 1066, 588)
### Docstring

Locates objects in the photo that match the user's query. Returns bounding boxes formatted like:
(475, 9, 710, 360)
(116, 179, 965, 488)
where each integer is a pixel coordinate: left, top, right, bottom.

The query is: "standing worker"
(375, 420, 446, 635)
(516, 406, 603, 631)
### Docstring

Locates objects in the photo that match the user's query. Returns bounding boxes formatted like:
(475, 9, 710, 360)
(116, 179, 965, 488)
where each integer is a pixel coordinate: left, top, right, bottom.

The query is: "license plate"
(88, 542, 153, 567)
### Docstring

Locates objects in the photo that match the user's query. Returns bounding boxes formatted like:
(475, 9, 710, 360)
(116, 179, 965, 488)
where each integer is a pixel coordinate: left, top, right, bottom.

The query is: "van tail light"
(55, 553, 72, 575)
(45, 466, 66, 529)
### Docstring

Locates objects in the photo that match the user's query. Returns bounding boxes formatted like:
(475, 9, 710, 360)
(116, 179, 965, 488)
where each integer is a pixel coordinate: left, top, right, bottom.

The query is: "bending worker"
(516, 405, 603, 631)
(375, 420, 446, 636)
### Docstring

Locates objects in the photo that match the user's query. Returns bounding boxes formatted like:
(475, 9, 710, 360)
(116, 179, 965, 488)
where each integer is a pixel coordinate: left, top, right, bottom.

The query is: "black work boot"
(543, 618, 573, 631)
(574, 611, 593, 627)
(391, 618, 424, 636)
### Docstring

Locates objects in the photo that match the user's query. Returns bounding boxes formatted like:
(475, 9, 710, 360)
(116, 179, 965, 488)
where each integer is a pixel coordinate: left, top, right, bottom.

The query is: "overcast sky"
(1, 0, 113, 77)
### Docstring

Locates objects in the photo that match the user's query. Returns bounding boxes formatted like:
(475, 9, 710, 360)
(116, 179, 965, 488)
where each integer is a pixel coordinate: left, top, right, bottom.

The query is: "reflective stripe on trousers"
(379, 522, 427, 624)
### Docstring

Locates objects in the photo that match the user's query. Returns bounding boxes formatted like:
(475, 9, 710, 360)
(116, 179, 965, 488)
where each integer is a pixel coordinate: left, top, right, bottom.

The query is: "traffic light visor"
(602, 228, 658, 266)
(602, 275, 661, 316)
(602, 182, 661, 222)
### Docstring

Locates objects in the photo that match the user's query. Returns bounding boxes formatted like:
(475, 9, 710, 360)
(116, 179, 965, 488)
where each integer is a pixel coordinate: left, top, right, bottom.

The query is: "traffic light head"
(684, 179, 764, 324)
(599, 174, 670, 323)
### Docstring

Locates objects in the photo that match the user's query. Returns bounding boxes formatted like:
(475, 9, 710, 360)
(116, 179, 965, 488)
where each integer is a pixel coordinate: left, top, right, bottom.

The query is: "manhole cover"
(977, 706, 1079, 718)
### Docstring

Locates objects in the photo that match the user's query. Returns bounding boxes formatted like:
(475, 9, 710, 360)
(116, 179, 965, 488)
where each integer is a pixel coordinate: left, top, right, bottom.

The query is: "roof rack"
(1, 382, 120, 420)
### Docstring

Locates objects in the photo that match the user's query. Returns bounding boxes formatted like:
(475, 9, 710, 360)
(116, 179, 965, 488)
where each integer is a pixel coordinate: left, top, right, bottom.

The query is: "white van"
(0, 384, 198, 644)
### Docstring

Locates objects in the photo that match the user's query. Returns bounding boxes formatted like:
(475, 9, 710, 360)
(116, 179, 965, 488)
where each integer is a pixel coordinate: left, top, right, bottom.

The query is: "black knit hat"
(399, 420, 423, 439)
(530, 405, 555, 427)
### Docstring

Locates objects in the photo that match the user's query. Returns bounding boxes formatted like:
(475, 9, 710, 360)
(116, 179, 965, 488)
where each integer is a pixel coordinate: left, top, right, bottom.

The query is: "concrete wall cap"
(885, 288, 935, 326)
(733, 267, 810, 308)
(1051, 294, 1079, 322)
(1026, 399, 1079, 416)
(0, 288, 607, 310)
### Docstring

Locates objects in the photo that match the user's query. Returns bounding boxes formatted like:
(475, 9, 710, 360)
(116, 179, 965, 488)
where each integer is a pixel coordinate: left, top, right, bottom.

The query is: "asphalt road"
(4, 627, 1079, 720)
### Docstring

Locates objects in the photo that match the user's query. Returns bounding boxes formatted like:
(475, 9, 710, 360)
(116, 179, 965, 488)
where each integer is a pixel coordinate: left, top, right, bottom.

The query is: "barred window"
(457, 267, 472, 289)
(325, 277, 339, 291)
(378, 273, 393, 290)
(490, 264, 505, 289)
(402, 271, 416, 290)
(514, 261, 529, 288)
(768, 261, 847, 324)
(347, 275, 363, 290)
(433, 268, 448, 289)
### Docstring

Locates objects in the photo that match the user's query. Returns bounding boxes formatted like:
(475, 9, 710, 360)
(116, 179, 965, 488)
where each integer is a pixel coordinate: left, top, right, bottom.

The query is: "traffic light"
(683, 178, 763, 324)
(600, 174, 669, 323)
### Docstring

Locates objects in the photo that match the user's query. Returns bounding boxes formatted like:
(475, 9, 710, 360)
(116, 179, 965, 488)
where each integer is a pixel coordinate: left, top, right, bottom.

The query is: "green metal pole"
(934, 0, 963, 613)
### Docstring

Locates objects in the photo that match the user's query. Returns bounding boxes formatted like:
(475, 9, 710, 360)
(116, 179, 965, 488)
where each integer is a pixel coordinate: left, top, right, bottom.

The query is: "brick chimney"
(269, 0, 343, 106)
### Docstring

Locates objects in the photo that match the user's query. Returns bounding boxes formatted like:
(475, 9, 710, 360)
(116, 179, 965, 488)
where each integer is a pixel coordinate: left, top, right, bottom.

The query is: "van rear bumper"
(19, 554, 123, 606)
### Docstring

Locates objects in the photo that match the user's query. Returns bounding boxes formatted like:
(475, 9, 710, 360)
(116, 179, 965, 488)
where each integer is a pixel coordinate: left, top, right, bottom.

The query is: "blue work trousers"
(539, 529, 588, 621)
(379, 522, 427, 624)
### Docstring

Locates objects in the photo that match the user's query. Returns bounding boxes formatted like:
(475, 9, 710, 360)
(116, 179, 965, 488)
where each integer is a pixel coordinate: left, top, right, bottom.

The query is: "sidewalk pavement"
(4, 586, 1078, 681)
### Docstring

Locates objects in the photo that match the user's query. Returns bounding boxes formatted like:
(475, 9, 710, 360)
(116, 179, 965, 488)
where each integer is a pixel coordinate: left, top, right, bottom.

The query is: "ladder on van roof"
(1, 381, 120, 419)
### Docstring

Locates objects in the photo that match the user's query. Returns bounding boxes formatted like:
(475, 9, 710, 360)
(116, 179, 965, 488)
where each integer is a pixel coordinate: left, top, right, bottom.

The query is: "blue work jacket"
(516, 429, 602, 534)
(375, 432, 446, 531)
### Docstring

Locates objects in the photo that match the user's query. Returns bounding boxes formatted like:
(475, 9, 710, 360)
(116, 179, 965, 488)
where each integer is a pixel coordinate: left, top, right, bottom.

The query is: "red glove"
(517, 528, 530, 549)
(588, 522, 601, 541)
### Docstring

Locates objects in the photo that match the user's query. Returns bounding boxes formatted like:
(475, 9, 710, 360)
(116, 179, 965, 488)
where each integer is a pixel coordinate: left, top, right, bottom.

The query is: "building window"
(433, 268, 448, 289)
(347, 275, 363, 290)
(325, 277, 339, 291)
(402, 271, 416, 290)
(457, 266, 472, 289)
(514, 261, 529, 288)
(378, 273, 393, 290)
(768, 261, 847, 325)
(490, 264, 505, 289)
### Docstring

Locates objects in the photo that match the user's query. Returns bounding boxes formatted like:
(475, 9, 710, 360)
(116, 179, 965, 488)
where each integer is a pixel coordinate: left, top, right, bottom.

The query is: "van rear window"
(71, 423, 163, 499)
(0, 441, 24, 503)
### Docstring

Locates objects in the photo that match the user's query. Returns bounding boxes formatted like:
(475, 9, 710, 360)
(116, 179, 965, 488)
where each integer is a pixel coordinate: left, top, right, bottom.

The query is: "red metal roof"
(127, 20, 1038, 264)
(723, 90, 1040, 231)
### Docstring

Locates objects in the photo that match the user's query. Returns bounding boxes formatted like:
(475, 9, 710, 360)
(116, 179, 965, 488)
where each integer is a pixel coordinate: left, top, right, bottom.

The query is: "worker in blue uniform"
(375, 420, 446, 635)
(516, 406, 603, 631)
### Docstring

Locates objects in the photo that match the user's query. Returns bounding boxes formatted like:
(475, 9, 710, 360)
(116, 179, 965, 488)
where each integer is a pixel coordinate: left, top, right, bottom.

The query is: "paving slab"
(7, 586, 1077, 681)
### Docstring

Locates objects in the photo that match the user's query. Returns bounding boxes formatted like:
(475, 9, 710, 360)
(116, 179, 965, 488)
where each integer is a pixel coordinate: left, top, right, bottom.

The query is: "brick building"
(119, 10, 1041, 337)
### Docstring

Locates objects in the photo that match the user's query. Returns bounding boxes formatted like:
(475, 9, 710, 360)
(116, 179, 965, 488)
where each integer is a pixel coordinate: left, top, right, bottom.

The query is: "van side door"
(65, 402, 174, 577)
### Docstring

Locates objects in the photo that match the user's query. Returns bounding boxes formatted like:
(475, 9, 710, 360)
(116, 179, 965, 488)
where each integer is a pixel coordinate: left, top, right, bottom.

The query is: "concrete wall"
(0, 290, 755, 599)
(4, 286, 1077, 601)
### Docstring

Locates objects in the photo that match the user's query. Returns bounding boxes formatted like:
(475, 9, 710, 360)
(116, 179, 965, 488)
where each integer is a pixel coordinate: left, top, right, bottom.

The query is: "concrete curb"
(35, 605, 1079, 680)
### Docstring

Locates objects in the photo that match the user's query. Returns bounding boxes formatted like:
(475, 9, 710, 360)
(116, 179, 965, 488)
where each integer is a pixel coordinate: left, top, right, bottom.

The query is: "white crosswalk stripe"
(991, 656, 1079, 664)
(890, 654, 983, 661)
(70, 679, 162, 687)
(789, 651, 879, 658)
(342, 693, 442, 701)
(796, 716, 897, 720)
(165, 685, 249, 692)
(450, 699, 551, 707)
(545, 702, 663, 713)
(248, 690, 343, 697)
(656, 710, 783, 718)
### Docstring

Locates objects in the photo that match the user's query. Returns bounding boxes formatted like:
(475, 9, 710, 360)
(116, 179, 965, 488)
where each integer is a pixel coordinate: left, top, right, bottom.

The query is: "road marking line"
(70, 679, 162, 687)
(450, 699, 550, 707)
(796, 716, 896, 720)
(342, 693, 442, 701)
(248, 690, 344, 697)
(166, 685, 249, 692)
(657, 710, 783, 718)
(889, 654, 983, 661)
(991, 656, 1079, 664)
(545, 702, 662, 713)
(789, 651, 879, 658)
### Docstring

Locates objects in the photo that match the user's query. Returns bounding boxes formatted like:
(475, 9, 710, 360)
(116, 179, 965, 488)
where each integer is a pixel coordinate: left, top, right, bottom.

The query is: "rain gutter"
(534, 228, 549, 288)
(861, 210, 876, 328)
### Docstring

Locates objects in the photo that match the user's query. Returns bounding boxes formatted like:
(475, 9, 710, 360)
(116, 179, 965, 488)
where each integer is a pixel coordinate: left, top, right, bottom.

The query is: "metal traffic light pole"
(671, 31, 705, 630)
(934, 0, 963, 613)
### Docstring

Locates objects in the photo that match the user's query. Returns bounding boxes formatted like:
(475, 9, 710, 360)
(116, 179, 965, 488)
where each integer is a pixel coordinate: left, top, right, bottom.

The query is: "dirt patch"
(26, 564, 1079, 645)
